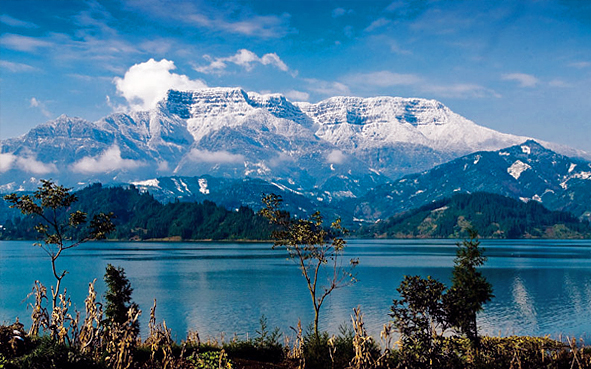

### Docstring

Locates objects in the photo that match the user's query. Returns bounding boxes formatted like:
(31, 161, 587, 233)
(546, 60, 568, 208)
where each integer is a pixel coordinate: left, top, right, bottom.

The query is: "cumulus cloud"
(71, 146, 145, 173)
(502, 73, 539, 88)
(0, 153, 56, 174)
(196, 49, 289, 75)
(284, 90, 310, 101)
(186, 149, 245, 164)
(114, 59, 207, 111)
(326, 150, 347, 164)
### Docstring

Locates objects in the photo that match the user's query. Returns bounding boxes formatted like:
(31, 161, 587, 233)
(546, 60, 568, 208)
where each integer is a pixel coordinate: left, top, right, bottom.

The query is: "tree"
(4, 179, 115, 336)
(104, 264, 139, 334)
(390, 275, 450, 367)
(444, 229, 494, 345)
(259, 194, 358, 339)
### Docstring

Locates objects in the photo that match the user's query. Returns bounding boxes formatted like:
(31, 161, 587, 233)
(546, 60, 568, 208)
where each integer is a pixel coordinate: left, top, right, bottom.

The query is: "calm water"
(1, 239, 590, 341)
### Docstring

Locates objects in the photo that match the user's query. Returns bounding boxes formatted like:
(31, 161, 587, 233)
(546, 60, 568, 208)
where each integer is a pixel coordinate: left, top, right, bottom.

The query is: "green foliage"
(260, 193, 357, 338)
(390, 231, 494, 367)
(103, 264, 139, 335)
(188, 349, 233, 369)
(8, 336, 104, 369)
(223, 315, 284, 363)
(390, 275, 450, 367)
(362, 192, 591, 238)
(444, 230, 494, 344)
(3, 179, 115, 339)
(1, 183, 273, 241)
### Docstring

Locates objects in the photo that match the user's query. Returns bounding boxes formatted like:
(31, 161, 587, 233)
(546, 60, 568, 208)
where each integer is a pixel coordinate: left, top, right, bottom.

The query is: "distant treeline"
(1, 183, 274, 241)
(359, 192, 591, 239)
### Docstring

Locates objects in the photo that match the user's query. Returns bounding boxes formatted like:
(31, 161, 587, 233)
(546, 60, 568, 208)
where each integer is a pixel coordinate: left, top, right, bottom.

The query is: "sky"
(1, 0, 590, 152)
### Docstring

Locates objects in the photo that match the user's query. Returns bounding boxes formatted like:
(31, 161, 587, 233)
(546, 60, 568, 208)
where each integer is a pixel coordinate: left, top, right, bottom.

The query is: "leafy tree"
(444, 229, 493, 345)
(390, 275, 450, 367)
(259, 194, 358, 339)
(3, 179, 115, 334)
(103, 264, 139, 335)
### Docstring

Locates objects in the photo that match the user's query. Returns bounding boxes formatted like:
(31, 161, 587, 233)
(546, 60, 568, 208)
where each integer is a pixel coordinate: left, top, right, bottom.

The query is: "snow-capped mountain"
(350, 140, 591, 222)
(1, 88, 587, 198)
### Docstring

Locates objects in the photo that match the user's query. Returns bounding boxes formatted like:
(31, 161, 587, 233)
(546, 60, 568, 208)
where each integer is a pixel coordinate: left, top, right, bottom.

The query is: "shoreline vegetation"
(1, 183, 590, 241)
(1, 180, 590, 368)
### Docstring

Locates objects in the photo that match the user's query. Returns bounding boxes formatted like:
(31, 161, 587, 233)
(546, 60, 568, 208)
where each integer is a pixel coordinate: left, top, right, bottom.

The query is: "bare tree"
(4, 179, 115, 337)
(260, 194, 358, 338)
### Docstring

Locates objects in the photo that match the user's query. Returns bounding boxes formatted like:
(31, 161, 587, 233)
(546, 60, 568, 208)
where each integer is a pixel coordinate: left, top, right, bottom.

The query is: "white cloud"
(345, 71, 421, 87)
(0, 33, 52, 51)
(569, 61, 591, 69)
(114, 59, 207, 111)
(284, 90, 310, 101)
(29, 97, 52, 117)
(0, 60, 37, 72)
(365, 17, 391, 32)
(196, 49, 289, 75)
(326, 150, 347, 164)
(549, 79, 573, 88)
(0, 153, 56, 174)
(70, 146, 145, 173)
(332, 8, 353, 18)
(305, 78, 350, 96)
(502, 73, 539, 88)
(186, 149, 245, 164)
(422, 83, 502, 98)
(0, 14, 38, 28)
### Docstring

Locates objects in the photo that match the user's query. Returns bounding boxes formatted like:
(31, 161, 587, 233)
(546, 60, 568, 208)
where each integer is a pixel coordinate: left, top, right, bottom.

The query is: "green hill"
(358, 192, 591, 239)
(1, 183, 273, 241)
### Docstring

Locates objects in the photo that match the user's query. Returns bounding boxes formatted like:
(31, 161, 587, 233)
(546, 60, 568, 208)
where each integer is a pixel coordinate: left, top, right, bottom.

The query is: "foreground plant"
(260, 194, 358, 339)
(4, 179, 115, 340)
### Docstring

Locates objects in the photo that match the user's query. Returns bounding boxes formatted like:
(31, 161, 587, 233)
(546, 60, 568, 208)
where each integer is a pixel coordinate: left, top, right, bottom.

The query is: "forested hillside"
(0, 183, 273, 241)
(359, 192, 591, 239)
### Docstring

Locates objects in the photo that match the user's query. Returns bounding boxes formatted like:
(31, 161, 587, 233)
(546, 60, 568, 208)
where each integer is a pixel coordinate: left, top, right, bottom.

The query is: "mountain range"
(1, 88, 590, 224)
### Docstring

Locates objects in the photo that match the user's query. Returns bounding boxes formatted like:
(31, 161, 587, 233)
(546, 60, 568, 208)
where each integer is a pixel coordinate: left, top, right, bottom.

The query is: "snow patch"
(507, 160, 531, 180)
(473, 155, 481, 165)
(171, 178, 183, 192)
(271, 182, 303, 195)
(132, 179, 160, 188)
(198, 178, 209, 194)
(532, 194, 542, 202)
(568, 163, 577, 173)
(521, 145, 531, 155)
(499, 151, 510, 156)
(179, 179, 190, 193)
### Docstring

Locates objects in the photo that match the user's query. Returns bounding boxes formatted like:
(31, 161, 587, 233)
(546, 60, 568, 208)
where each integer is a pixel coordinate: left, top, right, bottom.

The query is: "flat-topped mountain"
(1, 88, 587, 202)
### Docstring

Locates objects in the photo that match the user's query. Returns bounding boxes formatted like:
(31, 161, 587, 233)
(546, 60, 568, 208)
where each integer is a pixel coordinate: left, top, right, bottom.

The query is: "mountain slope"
(3, 87, 570, 196)
(351, 140, 591, 222)
(357, 192, 591, 239)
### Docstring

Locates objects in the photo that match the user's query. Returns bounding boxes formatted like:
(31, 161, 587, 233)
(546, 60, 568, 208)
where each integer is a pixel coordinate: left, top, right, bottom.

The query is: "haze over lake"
(1, 239, 590, 340)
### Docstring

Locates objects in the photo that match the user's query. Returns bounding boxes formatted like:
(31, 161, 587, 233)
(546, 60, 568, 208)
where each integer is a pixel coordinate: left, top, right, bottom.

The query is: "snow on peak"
(507, 160, 532, 180)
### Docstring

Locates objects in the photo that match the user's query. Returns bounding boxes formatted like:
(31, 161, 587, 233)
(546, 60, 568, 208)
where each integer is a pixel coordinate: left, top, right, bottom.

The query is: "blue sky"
(1, 0, 590, 152)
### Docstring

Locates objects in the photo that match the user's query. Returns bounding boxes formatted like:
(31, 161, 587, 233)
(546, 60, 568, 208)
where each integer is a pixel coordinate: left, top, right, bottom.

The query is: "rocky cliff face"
(1, 88, 585, 198)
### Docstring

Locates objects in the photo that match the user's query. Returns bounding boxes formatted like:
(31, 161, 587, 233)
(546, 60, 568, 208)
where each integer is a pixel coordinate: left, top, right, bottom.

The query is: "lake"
(1, 239, 590, 341)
